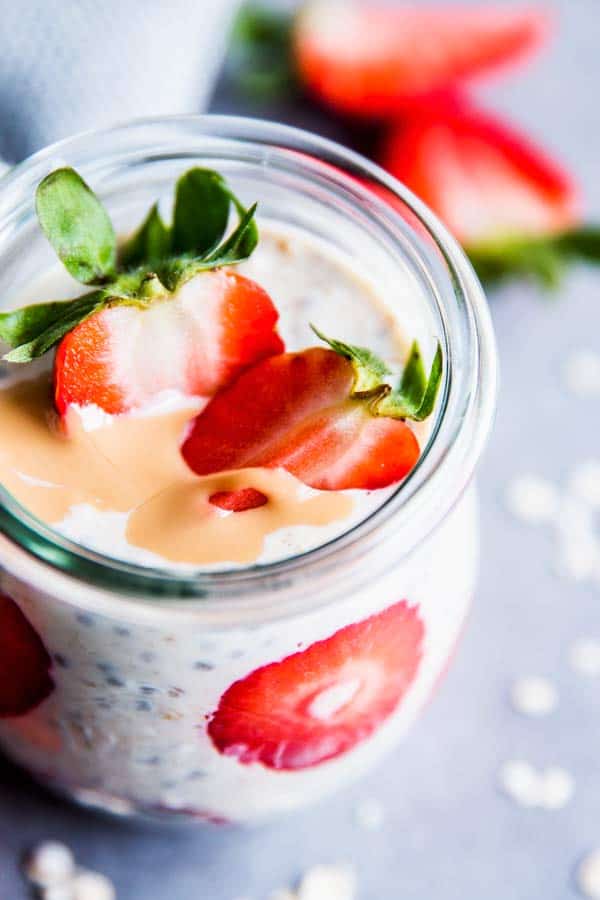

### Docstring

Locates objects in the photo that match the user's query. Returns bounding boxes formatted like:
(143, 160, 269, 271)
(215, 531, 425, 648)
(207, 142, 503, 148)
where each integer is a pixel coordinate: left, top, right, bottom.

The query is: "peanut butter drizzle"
(0, 375, 354, 565)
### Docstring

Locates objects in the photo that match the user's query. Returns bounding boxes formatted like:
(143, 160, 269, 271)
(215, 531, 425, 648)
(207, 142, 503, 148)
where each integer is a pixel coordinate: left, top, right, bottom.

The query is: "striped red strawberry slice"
(208, 600, 424, 770)
(0, 593, 54, 718)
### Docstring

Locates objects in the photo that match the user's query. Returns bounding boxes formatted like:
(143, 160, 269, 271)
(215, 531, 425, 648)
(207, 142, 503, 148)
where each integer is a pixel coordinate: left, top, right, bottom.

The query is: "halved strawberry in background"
(294, 1, 551, 118)
(0, 593, 54, 718)
(181, 338, 437, 491)
(381, 102, 580, 245)
(208, 600, 424, 770)
(54, 270, 284, 417)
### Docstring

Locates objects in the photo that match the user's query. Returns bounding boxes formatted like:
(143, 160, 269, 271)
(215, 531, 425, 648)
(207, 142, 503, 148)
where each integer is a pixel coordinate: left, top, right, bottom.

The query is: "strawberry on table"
(182, 327, 442, 492)
(0, 166, 283, 416)
(293, 1, 550, 117)
(208, 600, 424, 770)
(379, 101, 600, 286)
(381, 101, 580, 246)
(0, 593, 54, 718)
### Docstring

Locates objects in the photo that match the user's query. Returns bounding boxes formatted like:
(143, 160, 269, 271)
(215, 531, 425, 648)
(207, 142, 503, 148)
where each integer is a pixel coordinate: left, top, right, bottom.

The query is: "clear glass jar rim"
(0, 114, 498, 618)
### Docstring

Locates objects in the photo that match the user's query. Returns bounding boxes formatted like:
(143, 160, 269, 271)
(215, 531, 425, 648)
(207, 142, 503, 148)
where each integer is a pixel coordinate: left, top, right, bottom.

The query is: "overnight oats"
(0, 117, 497, 824)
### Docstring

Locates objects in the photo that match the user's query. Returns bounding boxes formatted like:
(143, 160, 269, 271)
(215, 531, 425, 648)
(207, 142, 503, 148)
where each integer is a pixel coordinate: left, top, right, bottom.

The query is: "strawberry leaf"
(35, 168, 117, 285)
(172, 168, 231, 256)
(230, 5, 297, 101)
(2, 292, 106, 362)
(160, 203, 259, 291)
(468, 225, 600, 288)
(2, 166, 261, 364)
(376, 342, 443, 422)
(120, 203, 170, 269)
(311, 324, 390, 393)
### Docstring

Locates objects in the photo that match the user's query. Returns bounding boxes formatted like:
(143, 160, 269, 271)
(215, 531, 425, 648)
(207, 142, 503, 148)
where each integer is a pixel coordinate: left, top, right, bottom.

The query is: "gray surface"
(2, 2, 600, 898)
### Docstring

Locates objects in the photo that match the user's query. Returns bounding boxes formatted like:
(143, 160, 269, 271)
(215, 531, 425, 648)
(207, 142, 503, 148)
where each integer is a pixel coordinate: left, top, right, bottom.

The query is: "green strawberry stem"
(230, 4, 297, 100)
(312, 325, 442, 423)
(0, 167, 260, 363)
(467, 225, 600, 289)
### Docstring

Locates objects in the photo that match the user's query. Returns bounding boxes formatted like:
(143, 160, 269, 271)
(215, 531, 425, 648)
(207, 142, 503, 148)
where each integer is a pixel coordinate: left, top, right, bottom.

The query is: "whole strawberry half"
(208, 600, 424, 770)
(54, 270, 284, 416)
(381, 101, 580, 246)
(0, 592, 54, 718)
(294, 1, 550, 118)
(182, 329, 442, 492)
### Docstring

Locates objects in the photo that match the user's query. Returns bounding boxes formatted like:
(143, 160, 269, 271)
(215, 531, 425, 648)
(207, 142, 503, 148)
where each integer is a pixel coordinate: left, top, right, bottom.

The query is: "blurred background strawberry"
(223, 0, 600, 288)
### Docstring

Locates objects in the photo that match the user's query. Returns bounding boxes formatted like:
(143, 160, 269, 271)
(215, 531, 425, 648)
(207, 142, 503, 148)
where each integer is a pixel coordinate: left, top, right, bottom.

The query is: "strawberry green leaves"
(310, 324, 390, 393)
(377, 342, 443, 421)
(468, 226, 600, 289)
(119, 204, 170, 269)
(35, 168, 117, 284)
(313, 327, 443, 422)
(119, 167, 258, 290)
(1, 293, 105, 363)
(172, 168, 232, 256)
(0, 166, 260, 363)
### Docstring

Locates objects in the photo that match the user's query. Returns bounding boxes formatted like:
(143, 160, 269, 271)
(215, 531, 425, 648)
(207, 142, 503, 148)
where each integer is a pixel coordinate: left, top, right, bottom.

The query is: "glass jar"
(0, 116, 497, 825)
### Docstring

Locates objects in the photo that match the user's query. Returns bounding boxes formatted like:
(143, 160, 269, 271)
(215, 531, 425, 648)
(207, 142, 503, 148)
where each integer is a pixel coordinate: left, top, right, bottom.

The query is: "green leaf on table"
(35, 168, 117, 284)
(231, 5, 297, 100)
(120, 203, 170, 269)
(468, 225, 600, 289)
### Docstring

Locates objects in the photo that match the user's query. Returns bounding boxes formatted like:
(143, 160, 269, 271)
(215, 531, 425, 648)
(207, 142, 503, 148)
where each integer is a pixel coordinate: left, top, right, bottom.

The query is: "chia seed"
(193, 661, 213, 671)
(136, 700, 152, 712)
(113, 626, 131, 637)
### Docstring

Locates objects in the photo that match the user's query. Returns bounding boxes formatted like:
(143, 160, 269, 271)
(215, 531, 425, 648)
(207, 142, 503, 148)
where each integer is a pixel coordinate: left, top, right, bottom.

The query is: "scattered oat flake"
(297, 864, 357, 900)
(71, 870, 116, 900)
(43, 885, 75, 900)
(555, 531, 600, 582)
(25, 841, 75, 887)
(355, 797, 385, 831)
(511, 676, 558, 717)
(539, 767, 575, 810)
(505, 475, 560, 524)
(569, 460, 600, 509)
(500, 760, 541, 807)
(564, 350, 600, 397)
(578, 849, 600, 899)
(570, 639, 600, 676)
(500, 761, 574, 810)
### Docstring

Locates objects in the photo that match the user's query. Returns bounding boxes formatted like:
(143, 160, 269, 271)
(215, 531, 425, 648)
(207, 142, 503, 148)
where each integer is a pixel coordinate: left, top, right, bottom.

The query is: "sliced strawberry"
(181, 343, 430, 491)
(54, 270, 284, 416)
(381, 102, 580, 245)
(208, 600, 424, 770)
(209, 488, 269, 512)
(0, 593, 54, 718)
(294, 1, 551, 118)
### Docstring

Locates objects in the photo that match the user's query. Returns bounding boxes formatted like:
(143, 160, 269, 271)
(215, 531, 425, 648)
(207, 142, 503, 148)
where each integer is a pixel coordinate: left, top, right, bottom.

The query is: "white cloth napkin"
(0, 0, 240, 159)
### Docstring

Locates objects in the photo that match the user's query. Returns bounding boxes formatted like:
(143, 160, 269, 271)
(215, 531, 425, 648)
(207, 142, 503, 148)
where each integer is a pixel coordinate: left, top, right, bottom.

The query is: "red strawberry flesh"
(381, 102, 580, 244)
(181, 347, 421, 491)
(208, 600, 424, 769)
(54, 270, 284, 417)
(0, 592, 54, 718)
(209, 488, 269, 512)
(294, 2, 551, 117)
